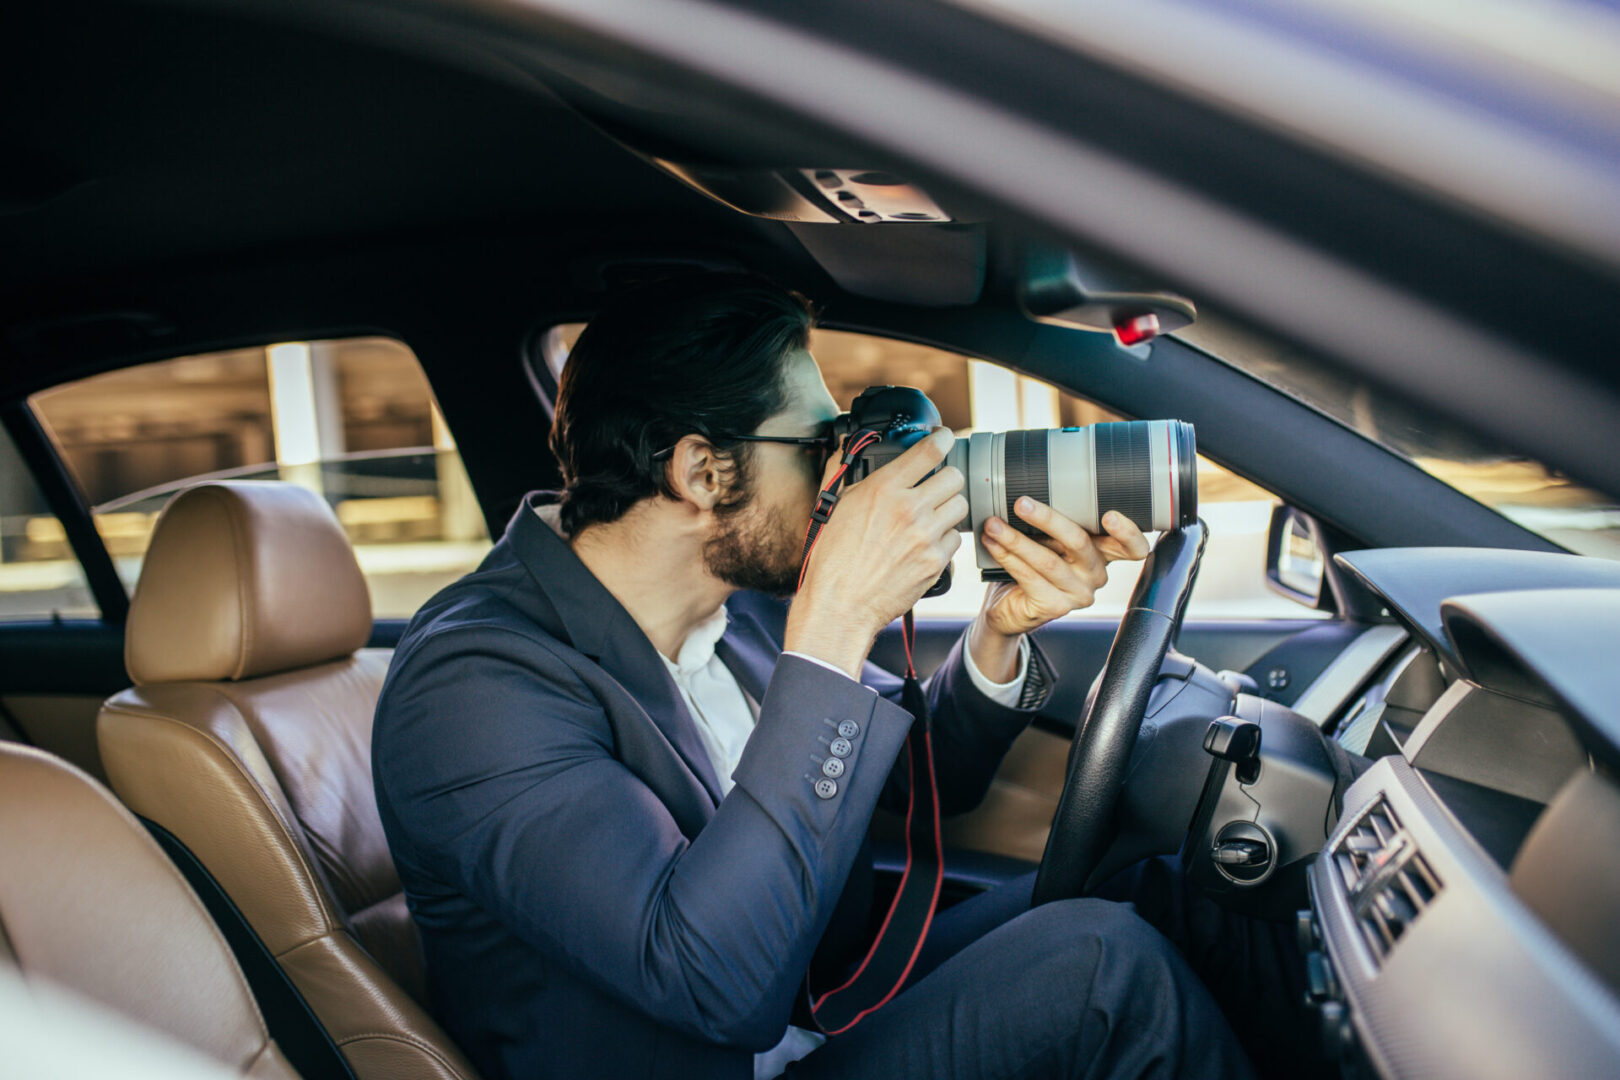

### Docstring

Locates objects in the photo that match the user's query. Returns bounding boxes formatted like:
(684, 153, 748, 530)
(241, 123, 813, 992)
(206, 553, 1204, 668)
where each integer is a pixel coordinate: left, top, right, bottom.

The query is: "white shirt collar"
(663, 604, 730, 679)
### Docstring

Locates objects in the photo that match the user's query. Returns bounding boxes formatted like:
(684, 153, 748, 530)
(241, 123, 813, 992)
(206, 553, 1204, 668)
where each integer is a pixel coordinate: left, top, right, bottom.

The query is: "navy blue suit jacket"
(373, 494, 1049, 1080)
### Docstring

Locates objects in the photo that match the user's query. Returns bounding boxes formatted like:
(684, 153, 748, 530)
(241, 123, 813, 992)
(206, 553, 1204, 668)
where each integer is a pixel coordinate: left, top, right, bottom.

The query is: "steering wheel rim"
(1031, 520, 1207, 906)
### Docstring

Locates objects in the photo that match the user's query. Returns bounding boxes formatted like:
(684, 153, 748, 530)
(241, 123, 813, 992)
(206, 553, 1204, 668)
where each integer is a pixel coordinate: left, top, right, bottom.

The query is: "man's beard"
(704, 494, 804, 598)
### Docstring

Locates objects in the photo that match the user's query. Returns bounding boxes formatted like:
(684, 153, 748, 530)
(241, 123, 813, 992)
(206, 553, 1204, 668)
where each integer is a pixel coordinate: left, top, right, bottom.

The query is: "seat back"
(98, 481, 479, 1080)
(0, 742, 299, 1079)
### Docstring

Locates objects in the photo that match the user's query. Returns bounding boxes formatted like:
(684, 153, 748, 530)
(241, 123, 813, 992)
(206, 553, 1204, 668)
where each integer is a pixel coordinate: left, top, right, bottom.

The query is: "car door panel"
(0, 622, 129, 781)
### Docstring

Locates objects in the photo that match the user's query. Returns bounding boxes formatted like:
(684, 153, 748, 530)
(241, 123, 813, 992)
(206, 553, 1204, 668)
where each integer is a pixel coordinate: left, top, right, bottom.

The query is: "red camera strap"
(796, 429, 881, 592)
(798, 433, 943, 1035)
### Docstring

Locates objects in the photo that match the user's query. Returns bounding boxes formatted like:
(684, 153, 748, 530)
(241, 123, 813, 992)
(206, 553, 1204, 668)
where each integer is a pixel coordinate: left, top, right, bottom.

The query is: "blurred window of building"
(0, 425, 98, 622)
(28, 338, 490, 620)
(549, 322, 1312, 620)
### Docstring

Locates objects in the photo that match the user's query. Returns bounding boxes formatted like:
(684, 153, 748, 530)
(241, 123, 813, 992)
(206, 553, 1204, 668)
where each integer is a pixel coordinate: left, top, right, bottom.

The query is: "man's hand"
(966, 499, 1151, 683)
(785, 427, 967, 678)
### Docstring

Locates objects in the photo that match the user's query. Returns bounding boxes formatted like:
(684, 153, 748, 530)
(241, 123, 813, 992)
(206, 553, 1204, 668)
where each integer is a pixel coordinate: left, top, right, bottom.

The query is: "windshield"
(1175, 314, 1620, 560)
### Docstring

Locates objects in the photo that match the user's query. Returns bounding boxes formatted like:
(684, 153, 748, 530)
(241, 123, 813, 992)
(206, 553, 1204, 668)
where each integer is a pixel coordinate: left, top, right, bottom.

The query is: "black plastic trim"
(0, 403, 129, 624)
(0, 620, 128, 696)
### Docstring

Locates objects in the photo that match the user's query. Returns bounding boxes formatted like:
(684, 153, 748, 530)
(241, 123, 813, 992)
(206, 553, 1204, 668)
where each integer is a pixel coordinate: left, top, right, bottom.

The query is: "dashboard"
(1296, 549, 1620, 1078)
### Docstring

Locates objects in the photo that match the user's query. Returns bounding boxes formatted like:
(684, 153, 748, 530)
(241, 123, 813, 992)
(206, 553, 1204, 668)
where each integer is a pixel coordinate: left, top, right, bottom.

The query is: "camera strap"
(796, 428, 881, 592)
(800, 433, 944, 1036)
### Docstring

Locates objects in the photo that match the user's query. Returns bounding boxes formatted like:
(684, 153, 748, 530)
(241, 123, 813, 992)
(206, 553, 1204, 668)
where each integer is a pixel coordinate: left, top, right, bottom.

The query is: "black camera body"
(829, 385, 944, 478)
(829, 386, 956, 598)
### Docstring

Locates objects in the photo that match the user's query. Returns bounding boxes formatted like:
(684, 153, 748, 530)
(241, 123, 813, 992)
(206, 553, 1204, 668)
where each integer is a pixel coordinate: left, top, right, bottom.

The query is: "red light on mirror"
(1113, 312, 1161, 347)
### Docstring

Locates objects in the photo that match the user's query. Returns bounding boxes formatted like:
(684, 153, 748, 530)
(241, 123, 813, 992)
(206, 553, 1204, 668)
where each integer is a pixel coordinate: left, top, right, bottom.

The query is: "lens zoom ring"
(1003, 430, 1050, 537)
(1095, 422, 1153, 530)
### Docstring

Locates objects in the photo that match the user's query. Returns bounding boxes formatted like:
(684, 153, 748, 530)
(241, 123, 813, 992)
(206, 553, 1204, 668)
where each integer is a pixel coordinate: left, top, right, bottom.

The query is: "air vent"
(1334, 800, 1442, 962)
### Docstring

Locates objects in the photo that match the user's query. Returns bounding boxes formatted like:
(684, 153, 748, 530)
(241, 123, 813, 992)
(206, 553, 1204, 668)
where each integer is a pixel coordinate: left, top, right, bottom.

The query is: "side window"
(28, 338, 490, 619)
(0, 426, 98, 621)
(546, 324, 1320, 620)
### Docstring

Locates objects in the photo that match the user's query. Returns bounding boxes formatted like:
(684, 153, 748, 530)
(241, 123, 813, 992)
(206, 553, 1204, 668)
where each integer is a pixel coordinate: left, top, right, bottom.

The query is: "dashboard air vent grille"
(1334, 800, 1442, 963)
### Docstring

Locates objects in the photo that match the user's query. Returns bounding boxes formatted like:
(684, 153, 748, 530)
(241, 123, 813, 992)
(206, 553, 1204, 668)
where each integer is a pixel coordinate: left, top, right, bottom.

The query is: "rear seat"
(96, 481, 478, 1080)
(0, 741, 299, 1078)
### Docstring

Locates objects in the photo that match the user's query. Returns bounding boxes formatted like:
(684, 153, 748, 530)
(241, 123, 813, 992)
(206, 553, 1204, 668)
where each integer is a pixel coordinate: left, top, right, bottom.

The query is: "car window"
(0, 426, 98, 622)
(1176, 313, 1620, 560)
(28, 338, 491, 620)
(548, 323, 1320, 620)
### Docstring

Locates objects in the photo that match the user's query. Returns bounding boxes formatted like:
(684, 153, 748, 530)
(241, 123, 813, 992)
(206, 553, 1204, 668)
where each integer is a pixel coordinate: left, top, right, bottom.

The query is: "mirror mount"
(1018, 247, 1196, 352)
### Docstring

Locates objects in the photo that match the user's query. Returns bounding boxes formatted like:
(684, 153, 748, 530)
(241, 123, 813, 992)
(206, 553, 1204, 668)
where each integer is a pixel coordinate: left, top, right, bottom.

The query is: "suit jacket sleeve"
(862, 634, 1056, 816)
(374, 626, 913, 1052)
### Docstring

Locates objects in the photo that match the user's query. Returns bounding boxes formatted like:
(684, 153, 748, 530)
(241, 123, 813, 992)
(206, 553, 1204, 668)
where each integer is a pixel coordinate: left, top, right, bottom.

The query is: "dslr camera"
(828, 386, 1197, 595)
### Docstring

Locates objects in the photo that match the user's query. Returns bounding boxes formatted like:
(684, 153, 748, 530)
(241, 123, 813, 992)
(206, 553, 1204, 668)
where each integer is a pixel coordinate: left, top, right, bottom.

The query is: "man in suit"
(373, 275, 1255, 1079)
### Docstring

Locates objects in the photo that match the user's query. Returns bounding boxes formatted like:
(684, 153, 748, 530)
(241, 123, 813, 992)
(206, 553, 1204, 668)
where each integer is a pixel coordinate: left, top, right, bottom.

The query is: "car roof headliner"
(0, 3, 805, 298)
(5, 0, 1620, 506)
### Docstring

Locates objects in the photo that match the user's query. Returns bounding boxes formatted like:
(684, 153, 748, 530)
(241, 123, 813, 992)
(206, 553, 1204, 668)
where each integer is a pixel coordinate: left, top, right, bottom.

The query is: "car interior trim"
(1402, 682, 1586, 806)
(1284, 623, 1407, 725)
(1311, 756, 1620, 1079)
(0, 403, 127, 623)
(1335, 548, 1620, 679)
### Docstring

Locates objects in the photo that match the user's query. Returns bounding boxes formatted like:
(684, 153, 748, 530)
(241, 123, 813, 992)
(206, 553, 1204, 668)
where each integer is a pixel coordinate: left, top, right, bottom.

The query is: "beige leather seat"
(0, 742, 298, 1078)
(97, 481, 479, 1080)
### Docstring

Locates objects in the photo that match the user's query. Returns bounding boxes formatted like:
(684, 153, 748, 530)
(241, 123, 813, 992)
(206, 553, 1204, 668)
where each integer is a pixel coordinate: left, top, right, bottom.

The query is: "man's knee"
(1020, 897, 1161, 947)
(1000, 898, 1187, 994)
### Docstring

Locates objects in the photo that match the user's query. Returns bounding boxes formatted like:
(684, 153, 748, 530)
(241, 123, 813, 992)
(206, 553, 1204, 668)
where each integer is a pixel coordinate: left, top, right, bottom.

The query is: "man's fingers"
(913, 463, 965, 511)
(983, 519, 1073, 587)
(877, 427, 956, 489)
(981, 529, 1082, 611)
(928, 493, 971, 535)
(1099, 511, 1152, 561)
(1010, 496, 1092, 559)
(1011, 499, 1151, 567)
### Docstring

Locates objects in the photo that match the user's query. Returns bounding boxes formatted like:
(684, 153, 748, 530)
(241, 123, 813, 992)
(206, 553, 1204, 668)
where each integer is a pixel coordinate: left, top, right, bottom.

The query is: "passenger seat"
(97, 481, 478, 1080)
(0, 741, 298, 1078)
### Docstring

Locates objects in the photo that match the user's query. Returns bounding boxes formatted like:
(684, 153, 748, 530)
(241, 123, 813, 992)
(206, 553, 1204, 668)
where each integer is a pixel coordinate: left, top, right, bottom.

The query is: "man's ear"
(664, 433, 727, 512)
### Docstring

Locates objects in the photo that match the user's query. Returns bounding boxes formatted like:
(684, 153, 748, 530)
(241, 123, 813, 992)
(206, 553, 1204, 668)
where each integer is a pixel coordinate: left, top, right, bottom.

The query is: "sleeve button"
(837, 720, 860, 739)
(829, 737, 852, 758)
(814, 778, 839, 799)
(821, 757, 845, 778)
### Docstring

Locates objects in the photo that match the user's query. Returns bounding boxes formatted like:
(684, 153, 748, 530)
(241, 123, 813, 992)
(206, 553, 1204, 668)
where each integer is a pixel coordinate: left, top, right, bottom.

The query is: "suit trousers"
(787, 858, 1318, 1080)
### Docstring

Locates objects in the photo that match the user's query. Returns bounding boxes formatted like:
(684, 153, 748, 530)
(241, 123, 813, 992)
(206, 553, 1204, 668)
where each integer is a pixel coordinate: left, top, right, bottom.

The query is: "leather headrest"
(126, 482, 372, 685)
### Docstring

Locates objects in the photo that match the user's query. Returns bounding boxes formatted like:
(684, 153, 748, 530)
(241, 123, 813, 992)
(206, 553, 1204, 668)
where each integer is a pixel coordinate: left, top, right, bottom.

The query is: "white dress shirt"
(656, 604, 1029, 1078)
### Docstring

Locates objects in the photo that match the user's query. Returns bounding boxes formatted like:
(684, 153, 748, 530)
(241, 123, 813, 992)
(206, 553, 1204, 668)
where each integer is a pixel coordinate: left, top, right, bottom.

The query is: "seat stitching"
(216, 487, 253, 682)
(100, 700, 343, 940)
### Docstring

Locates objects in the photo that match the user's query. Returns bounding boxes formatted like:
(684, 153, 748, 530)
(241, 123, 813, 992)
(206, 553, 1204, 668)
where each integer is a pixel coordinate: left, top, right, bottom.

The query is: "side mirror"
(1266, 504, 1325, 606)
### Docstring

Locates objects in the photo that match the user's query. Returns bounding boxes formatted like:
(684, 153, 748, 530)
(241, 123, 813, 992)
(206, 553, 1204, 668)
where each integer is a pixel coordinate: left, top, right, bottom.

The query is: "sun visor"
(789, 222, 985, 306)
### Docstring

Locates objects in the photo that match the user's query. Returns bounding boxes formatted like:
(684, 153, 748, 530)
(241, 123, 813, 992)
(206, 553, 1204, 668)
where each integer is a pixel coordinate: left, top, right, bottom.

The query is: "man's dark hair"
(550, 273, 816, 535)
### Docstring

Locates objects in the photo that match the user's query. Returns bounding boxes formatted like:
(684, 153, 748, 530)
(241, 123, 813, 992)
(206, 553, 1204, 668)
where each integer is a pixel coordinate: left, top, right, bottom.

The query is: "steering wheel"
(1031, 520, 1207, 905)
